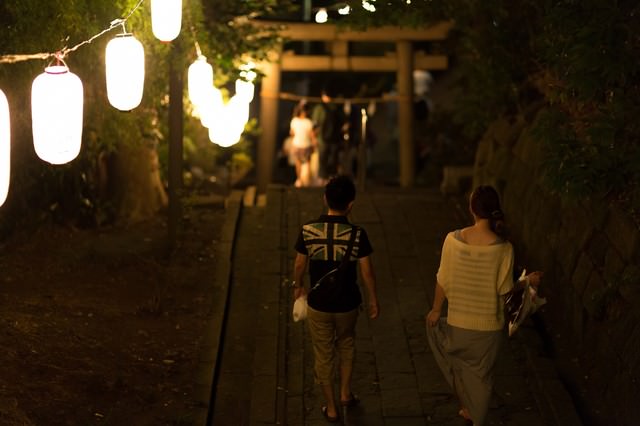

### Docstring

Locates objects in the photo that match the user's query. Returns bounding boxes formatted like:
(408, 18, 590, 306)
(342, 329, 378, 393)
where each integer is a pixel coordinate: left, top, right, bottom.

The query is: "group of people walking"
(292, 176, 543, 425)
(285, 92, 364, 188)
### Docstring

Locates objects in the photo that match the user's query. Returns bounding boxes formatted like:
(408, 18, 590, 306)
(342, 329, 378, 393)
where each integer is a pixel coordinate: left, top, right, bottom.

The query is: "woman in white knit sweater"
(426, 185, 542, 426)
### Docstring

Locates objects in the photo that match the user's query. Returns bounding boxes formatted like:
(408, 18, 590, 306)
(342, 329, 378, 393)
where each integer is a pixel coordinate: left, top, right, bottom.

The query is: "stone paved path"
(207, 185, 582, 426)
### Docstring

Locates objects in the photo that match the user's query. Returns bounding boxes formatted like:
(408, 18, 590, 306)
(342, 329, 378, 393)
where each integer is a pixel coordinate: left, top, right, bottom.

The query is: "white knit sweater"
(437, 231, 514, 331)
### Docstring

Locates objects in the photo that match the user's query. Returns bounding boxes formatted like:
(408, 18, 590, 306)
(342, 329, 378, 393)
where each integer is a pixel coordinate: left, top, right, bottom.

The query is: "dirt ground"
(0, 202, 226, 425)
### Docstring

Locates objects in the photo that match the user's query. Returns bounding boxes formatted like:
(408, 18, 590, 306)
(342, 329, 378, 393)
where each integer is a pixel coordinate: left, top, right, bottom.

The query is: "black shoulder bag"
(310, 226, 357, 293)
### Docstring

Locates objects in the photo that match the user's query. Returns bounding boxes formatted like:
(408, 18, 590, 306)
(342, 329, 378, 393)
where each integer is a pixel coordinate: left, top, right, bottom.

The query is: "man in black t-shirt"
(312, 91, 343, 180)
(292, 175, 379, 422)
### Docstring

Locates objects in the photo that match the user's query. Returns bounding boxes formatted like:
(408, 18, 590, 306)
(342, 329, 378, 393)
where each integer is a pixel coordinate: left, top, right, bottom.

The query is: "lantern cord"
(122, 0, 146, 22)
(60, 0, 145, 58)
(193, 40, 203, 58)
(0, 0, 146, 64)
(51, 52, 68, 68)
(0, 53, 54, 64)
(185, 3, 203, 58)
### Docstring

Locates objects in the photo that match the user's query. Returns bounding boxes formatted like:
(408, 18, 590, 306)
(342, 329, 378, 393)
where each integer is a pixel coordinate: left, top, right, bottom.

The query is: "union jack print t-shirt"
(295, 214, 373, 312)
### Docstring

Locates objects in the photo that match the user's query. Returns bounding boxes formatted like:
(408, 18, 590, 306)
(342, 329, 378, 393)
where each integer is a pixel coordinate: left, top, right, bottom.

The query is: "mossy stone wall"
(473, 111, 640, 424)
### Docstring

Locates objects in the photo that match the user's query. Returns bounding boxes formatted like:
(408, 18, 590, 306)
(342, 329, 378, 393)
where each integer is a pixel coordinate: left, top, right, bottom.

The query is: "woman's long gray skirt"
(426, 318, 503, 426)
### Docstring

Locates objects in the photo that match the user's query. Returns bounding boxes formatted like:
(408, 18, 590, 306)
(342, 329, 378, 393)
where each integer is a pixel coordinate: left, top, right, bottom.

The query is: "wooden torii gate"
(256, 21, 452, 194)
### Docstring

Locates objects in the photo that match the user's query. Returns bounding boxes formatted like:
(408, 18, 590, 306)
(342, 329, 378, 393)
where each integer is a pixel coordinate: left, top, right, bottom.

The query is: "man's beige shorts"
(307, 306, 359, 385)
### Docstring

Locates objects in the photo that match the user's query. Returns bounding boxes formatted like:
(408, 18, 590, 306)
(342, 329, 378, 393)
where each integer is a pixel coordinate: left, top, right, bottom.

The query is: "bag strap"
(337, 225, 358, 272)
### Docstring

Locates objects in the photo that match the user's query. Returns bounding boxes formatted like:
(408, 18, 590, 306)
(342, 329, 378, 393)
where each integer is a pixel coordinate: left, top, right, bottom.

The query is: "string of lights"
(1, 0, 253, 173)
(0, 0, 145, 64)
(0, 0, 264, 207)
(0, 0, 187, 192)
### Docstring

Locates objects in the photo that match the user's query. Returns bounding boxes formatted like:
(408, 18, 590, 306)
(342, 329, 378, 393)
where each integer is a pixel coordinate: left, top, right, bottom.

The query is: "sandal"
(340, 393, 360, 407)
(321, 406, 339, 423)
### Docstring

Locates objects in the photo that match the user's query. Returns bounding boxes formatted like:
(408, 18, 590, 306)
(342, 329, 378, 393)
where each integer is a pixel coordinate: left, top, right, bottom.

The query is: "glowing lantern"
(362, 1, 377, 12)
(338, 5, 351, 15)
(106, 33, 145, 111)
(208, 96, 249, 147)
(198, 86, 224, 128)
(235, 79, 255, 103)
(31, 65, 83, 165)
(315, 8, 328, 23)
(151, 0, 182, 42)
(228, 95, 250, 127)
(235, 63, 256, 103)
(188, 56, 213, 106)
(0, 89, 9, 206)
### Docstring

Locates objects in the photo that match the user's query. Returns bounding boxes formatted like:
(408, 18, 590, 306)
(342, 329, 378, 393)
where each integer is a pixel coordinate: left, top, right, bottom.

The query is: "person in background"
(290, 101, 317, 187)
(426, 185, 543, 426)
(312, 90, 343, 182)
(292, 175, 379, 423)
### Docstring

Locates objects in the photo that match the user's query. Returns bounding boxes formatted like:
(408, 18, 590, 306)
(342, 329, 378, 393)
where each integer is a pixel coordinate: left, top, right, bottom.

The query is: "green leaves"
(534, 102, 637, 199)
(340, 0, 640, 205)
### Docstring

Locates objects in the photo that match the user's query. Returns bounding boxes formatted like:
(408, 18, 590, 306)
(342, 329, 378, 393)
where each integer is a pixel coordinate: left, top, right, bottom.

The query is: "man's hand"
(368, 298, 379, 319)
(293, 286, 306, 300)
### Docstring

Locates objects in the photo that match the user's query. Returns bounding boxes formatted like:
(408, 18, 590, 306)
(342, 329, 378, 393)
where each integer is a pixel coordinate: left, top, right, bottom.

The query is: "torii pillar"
(257, 56, 282, 195)
(253, 22, 451, 194)
(396, 40, 415, 188)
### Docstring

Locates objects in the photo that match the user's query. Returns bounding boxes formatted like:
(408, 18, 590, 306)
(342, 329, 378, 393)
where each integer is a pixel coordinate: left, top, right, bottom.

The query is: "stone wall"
(473, 108, 640, 424)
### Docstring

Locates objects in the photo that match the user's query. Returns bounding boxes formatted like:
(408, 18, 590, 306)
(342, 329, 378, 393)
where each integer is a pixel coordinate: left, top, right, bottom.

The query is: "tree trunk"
(111, 141, 168, 224)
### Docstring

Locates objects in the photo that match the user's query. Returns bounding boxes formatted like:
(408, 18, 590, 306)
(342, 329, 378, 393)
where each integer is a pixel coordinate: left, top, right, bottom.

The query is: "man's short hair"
(325, 175, 356, 211)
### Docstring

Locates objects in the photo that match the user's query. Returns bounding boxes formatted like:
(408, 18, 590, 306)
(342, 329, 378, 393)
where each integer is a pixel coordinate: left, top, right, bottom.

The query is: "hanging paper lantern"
(235, 79, 255, 103)
(0, 89, 9, 206)
(151, 0, 183, 42)
(208, 96, 249, 147)
(106, 33, 145, 111)
(315, 8, 328, 24)
(188, 56, 213, 107)
(198, 86, 224, 128)
(228, 95, 250, 128)
(31, 65, 83, 165)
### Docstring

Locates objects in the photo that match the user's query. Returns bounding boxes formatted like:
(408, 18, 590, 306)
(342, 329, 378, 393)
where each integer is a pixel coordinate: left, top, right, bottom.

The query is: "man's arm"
(359, 255, 379, 319)
(293, 252, 308, 300)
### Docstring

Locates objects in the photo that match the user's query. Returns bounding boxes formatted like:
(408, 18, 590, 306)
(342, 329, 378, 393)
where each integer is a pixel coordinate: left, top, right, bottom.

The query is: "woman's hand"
(526, 271, 544, 288)
(426, 309, 441, 327)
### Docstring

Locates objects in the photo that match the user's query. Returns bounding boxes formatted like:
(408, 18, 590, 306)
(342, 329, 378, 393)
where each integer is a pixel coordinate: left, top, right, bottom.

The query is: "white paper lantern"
(151, 0, 182, 42)
(208, 96, 249, 147)
(0, 89, 9, 206)
(198, 86, 224, 128)
(31, 65, 83, 165)
(188, 56, 213, 107)
(106, 33, 145, 111)
(228, 95, 250, 127)
(235, 79, 255, 103)
(315, 8, 328, 24)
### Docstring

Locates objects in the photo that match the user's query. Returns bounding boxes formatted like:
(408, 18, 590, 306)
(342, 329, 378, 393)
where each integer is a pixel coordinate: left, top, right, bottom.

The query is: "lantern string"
(193, 40, 203, 58)
(49, 52, 69, 68)
(185, 3, 203, 58)
(0, 52, 55, 64)
(122, 0, 146, 22)
(0, 0, 146, 64)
